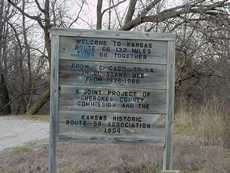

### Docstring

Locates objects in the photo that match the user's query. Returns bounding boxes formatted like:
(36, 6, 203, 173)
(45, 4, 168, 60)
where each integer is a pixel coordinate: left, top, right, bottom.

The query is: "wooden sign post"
(49, 28, 175, 173)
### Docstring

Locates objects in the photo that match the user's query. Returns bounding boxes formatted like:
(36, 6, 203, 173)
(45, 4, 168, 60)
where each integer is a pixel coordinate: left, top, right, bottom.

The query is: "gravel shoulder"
(0, 116, 49, 152)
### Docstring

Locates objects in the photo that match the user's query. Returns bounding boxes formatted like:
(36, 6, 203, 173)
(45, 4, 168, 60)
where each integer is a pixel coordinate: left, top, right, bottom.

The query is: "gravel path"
(0, 116, 49, 151)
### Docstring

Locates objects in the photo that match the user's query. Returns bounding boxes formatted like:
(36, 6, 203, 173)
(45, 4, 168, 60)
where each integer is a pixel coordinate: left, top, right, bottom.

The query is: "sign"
(49, 29, 175, 172)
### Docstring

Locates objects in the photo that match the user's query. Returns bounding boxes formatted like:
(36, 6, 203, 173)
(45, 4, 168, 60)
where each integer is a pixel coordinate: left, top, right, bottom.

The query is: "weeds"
(12, 145, 33, 154)
(175, 97, 225, 145)
(174, 97, 228, 173)
(0, 98, 229, 173)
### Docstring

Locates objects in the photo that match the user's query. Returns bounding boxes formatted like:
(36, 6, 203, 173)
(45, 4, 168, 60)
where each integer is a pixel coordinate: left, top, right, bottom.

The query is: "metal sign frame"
(49, 28, 175, 173)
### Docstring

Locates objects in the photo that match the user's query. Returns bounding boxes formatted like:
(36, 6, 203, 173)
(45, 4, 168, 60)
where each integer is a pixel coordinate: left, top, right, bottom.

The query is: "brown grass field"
(0, 98, 229, 173)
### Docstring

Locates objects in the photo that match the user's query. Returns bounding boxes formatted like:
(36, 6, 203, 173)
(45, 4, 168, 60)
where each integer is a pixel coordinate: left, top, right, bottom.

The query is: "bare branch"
(7, 0, 44, 28)
(111, 0, 122, 28)
(7, 21, 23, 53)
(34, 0, 45, 13)
(120, 0, 229, 31)
(79, 17, 94, 29)
(102, 0, 127, 15)
(68, 0, 85, 28)
(140, 0, 162, 16)
(8, 0, 39, 21)
(29, 47, 48, 59)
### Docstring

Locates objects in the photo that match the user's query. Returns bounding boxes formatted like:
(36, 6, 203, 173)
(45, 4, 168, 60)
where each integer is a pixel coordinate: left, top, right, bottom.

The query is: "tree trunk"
(27, 88, 50, 115)
(123, 0, 137, 26)
(22, 0, 33, 112)
(0, 74, 11, 115)
(27, 32, 51, 115)
(96, 0, 103, 30)
(27, 0, 51, 115)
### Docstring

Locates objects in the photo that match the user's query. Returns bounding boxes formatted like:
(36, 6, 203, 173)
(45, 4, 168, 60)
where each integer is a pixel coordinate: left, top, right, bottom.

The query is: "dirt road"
(0, 116, 48, 151)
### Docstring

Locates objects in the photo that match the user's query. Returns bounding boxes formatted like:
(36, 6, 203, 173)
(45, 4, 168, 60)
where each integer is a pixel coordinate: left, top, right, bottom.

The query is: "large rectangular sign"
(50, 29, 175, 143)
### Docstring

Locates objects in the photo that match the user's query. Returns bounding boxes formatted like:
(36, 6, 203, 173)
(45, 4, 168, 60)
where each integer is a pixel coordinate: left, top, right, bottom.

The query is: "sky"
(63, 0, 184, 30)
(24, 0, 184, 53)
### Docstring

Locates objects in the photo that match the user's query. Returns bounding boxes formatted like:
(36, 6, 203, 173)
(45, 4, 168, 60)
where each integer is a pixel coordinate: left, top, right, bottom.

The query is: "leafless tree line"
(0, 0, 229, 115)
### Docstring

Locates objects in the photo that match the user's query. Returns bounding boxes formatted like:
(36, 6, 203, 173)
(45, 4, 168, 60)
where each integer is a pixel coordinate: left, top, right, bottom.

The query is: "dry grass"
(57, 143, 163, 173)
(0, 98, 229, 173)
(175, 97, 226, 144)
(19, 114, 49, 122)
(174, 97, 229, 173)
(0, 143, 163, 173)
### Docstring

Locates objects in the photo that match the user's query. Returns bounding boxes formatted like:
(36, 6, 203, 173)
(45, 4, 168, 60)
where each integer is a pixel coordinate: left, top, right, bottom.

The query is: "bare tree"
(7, 0, 87, 114)
(5, 0, 229, 115)
(0, 0, 11, 114)
(21, 0, 32, 112)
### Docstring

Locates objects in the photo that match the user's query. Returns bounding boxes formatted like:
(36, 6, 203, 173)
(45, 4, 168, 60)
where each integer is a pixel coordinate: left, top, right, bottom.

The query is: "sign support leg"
(163, 40, 175, 171)
(49, 34, 59, 173)
(49, 113, 56, 173)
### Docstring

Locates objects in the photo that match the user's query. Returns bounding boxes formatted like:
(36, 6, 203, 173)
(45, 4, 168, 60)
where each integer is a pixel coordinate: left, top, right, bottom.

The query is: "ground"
(0, 115, 229, 173)
(0, 116, 48, 151)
